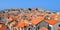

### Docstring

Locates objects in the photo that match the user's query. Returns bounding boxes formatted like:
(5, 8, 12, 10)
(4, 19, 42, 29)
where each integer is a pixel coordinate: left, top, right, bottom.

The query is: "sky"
(0, 0, 60, 12)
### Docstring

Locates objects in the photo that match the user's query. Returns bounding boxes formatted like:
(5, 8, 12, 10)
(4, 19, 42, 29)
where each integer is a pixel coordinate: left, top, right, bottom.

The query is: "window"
(0, 17, 1, 20)
(59, 24, 60, 27)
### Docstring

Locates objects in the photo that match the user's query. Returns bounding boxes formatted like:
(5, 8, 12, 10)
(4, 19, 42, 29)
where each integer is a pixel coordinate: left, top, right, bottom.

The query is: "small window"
(29, 8, 31, 11)
(3, 11, 5, 13)
(0, 17, 2, 20)
(59, 24, 60, 27)
(36, 8, 38, 10)
(8, 9, 10, 12)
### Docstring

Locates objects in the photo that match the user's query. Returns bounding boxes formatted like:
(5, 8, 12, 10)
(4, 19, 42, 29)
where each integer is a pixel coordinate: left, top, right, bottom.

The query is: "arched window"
(48, 25, 53, 30)
(26, 26, 35, 30)
(36, 25, 40, 30)
(48, 25, 51, 30)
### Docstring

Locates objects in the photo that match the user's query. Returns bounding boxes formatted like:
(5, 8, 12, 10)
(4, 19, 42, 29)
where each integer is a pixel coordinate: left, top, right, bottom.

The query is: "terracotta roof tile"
(30, 17, 44, 25)
(45, 19, 58, 25)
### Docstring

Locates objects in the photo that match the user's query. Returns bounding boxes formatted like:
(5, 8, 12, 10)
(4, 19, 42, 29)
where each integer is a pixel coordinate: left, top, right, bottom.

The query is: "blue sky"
(0, 0, 60, 12)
